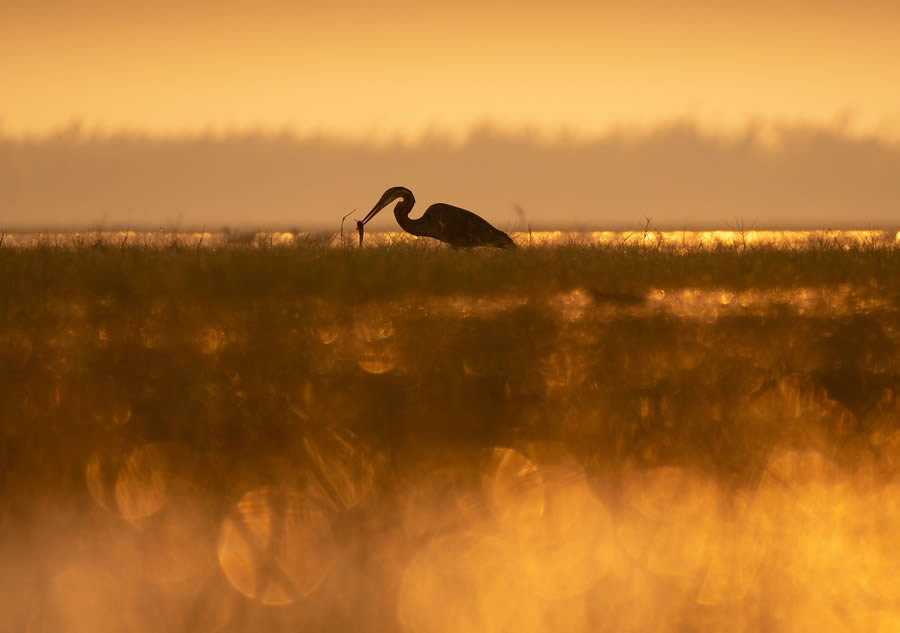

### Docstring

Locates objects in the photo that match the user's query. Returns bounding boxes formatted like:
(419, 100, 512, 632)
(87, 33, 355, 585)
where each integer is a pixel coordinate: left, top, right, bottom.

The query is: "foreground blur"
(2, 241, 900, 632)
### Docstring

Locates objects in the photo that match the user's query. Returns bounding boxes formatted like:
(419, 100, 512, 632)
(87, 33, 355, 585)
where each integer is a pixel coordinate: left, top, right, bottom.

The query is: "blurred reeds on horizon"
(4, 122, 900, 229)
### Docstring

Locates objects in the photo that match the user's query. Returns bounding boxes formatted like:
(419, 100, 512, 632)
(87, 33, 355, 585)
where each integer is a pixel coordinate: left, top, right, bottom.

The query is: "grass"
(2, 236, 899, 303)
(2, 238, 900, 631)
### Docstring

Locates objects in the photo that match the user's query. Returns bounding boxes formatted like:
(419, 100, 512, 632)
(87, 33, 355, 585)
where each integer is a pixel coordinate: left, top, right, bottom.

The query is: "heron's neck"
(393, 193, 428, 237)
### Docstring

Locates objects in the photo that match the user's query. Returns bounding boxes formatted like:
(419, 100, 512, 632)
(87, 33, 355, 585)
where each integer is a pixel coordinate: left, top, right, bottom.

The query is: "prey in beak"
(356, 187, 404, 248)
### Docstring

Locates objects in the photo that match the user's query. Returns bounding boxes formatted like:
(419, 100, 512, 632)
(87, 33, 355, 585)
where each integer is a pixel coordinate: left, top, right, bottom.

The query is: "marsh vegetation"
(2, 236, 900, 631)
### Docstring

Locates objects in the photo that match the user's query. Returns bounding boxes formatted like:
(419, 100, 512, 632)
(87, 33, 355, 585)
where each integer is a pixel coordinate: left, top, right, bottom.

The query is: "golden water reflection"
(299, 286, 894, 335)
(3, 229, 898, 250)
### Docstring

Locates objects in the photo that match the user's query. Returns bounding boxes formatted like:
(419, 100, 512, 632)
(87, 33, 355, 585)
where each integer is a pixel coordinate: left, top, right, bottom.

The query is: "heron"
(356, 186, 516, 248)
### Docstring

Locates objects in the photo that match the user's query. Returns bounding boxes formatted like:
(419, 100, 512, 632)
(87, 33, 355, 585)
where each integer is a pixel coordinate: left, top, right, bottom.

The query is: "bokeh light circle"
(217, 487, 336, 606)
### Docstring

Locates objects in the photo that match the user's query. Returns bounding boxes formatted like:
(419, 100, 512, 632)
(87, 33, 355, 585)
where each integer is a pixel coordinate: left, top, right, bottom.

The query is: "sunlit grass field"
(2, 234, 900, 632)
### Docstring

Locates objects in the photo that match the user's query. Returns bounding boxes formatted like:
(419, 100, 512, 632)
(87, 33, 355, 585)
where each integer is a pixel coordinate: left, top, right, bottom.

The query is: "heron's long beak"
(356, 220, 365, 247)
(359, 199, 388, 226)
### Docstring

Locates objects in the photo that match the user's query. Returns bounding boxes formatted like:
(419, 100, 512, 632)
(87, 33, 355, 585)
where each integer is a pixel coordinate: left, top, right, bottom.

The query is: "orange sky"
(3, 0, 900, 138)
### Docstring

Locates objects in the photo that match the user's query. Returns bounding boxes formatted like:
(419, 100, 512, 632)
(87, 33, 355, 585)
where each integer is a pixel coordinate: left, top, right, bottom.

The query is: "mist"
(2, 122, 899, 230)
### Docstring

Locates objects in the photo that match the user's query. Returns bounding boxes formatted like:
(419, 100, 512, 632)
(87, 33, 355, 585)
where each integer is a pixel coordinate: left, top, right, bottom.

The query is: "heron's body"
(358, 186, 516, 249)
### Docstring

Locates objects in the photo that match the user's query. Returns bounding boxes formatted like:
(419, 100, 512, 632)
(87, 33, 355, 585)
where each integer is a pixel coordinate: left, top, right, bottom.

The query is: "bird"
(356, 186, 516, 248)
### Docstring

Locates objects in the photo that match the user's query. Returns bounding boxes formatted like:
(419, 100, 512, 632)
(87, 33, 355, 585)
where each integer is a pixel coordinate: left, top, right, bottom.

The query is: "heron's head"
(360, 186, 412, 226)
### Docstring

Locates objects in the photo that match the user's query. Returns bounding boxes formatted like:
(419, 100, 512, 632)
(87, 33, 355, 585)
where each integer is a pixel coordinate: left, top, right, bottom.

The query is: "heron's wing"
(422, 203, 513, 247)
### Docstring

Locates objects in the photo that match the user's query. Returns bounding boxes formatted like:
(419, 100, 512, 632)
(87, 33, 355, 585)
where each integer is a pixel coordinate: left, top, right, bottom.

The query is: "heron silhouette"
(356, 186, 516, 248)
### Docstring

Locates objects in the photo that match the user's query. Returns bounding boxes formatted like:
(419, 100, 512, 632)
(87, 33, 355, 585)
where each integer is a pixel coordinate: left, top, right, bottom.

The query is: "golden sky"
(3, 0, 900, 138)
(4, 1, 900, 228)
